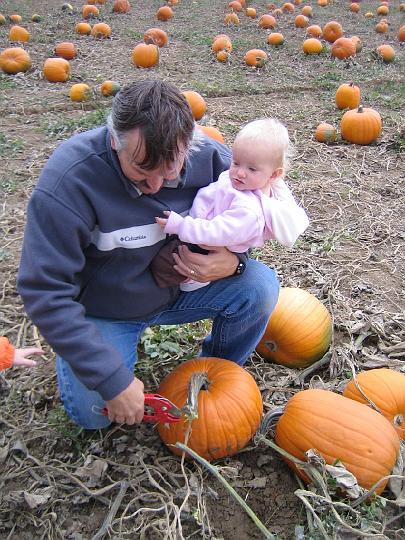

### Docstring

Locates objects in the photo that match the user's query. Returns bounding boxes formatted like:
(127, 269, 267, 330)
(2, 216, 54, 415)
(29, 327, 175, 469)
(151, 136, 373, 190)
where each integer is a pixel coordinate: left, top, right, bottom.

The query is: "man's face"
(112, 128, 186, 195)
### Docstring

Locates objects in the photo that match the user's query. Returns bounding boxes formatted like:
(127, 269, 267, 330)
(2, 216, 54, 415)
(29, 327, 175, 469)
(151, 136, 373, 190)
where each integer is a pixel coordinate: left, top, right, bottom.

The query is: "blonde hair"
(235, 118, 294, 172)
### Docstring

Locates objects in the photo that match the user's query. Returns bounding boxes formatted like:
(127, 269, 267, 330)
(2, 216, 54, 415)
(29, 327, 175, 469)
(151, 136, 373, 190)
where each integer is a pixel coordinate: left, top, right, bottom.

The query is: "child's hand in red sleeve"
(13, 347, 43, 367)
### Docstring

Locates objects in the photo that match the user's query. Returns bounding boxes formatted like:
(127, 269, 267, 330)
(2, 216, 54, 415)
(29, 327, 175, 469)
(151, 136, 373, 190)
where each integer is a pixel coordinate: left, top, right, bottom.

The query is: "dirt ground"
(1, 1, 404, 539)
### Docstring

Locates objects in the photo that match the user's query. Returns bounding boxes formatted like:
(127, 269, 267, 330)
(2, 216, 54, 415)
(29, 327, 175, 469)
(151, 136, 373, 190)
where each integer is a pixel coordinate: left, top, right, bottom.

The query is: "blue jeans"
(56, 259, 279, 429)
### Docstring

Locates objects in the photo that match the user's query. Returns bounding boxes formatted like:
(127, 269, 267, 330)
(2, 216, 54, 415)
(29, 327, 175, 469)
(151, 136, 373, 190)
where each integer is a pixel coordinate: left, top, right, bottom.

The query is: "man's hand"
(173, 244, 239, 283)
(155, 210, 171, 229)
(105, 377, 145, 425)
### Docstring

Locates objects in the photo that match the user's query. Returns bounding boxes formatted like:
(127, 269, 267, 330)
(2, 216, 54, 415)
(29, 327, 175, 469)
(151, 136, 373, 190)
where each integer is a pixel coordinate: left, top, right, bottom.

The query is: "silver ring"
(190, 269, 196, 275)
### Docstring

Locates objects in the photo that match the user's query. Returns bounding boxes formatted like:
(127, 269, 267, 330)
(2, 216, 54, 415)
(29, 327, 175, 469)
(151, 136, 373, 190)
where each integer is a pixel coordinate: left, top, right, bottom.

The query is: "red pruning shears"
(97, 393, 183, 424)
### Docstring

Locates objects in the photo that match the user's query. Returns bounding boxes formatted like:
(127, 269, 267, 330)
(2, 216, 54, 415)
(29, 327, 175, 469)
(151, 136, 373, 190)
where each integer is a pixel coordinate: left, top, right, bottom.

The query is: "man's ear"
(110, 135, 117, 151)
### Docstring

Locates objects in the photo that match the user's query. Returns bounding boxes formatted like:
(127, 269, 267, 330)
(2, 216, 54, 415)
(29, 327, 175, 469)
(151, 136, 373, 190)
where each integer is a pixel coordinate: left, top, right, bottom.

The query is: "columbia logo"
(120, 235, 147, 242)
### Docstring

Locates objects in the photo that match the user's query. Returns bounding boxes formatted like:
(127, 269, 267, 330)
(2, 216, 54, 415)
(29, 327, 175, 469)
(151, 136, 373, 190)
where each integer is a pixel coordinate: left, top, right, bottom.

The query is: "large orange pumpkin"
(375, 44, 395, 63)
(331, 37, 356, 60)
(306, 25, 322, 38)
(256, 287, 332, 368)
(258, 14, 277, 29)
(91, 22, 112, 38)
(302, 37, 323, 54)
(75, 22, 92, 35)
(43, 57, 71, 82)
(70, 83, 92, 102)
(343, 368, 405, 439)
(131, 43, 159, 68)
(157, 358, 263, 460)
(275, 389, 400, 494)
(0, 47, 31, 74)
(182, 90, 207, 120)
(335, 82, 361, 110)
(340, 105, 382, 145)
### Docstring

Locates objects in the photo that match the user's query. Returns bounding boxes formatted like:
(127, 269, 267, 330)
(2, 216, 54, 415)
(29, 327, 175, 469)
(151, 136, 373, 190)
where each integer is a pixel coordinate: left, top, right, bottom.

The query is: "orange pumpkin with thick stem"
(343, 368, 405, 439)
(331, 37, 356, 60)
(315, 123, 336, 143)
(182, 90, 207, 121)
(144, 28, 168, 48)
(55, 42, 77, 60)
(70, 83, 92, 102)
(256, 288, 332, 368)
(43, 57, 71, 82)
(91, 22, 112, 38)
(113, 0, 131, 13)
(340, 105, 382, 145)
(244, 49, 268, 67)
(156, 6, 174, 21)
(335, 82, 361, 110)
(132, 43, 159, 68)
(322, 21, 343, 43)
(76, 22, 92, 35)
(9, 25, 30, 43)
(275, 389, 400, 494)
(0, 47, 31, 74)
(157, 357, 263, 461)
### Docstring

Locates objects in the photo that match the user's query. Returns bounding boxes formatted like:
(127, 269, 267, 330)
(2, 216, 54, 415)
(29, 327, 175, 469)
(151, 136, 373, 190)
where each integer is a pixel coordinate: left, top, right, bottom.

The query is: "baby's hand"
(155, 211, 171, 229)
(13, 347, 43, 368)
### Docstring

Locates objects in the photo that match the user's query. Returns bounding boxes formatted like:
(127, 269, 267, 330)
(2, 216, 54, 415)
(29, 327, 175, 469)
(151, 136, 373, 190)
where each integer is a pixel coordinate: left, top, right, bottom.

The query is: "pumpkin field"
(1, 0, 405, 538)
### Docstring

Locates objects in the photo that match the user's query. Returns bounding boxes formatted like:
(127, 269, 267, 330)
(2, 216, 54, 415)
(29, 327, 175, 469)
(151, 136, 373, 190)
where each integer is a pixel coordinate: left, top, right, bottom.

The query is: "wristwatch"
(234, 260, 246, 276)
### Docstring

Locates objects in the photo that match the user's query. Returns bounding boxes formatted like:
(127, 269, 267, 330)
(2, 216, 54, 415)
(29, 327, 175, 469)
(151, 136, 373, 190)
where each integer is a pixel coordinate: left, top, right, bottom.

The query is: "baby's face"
(229, 139, 281, 192)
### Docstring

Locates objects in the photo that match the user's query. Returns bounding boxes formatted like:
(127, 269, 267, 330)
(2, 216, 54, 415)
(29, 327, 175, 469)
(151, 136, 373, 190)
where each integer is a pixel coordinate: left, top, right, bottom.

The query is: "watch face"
(235, 261, 246, 275)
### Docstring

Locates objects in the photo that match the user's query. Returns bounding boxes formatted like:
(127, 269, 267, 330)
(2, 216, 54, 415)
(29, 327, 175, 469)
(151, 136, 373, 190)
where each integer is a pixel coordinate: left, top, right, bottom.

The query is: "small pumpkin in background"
(216, 50, 230, 62)
(294, 14, 309, 28)
(375, 44, 395, 63)
(245, 7, 257, 18)
(315, 122, 336, 143)
(267, 32, 284, 47)
(31, 14, 41, 23)
(43, 57, 71, 83)
(196, 125, 225, 143)
(82, 4, 99, 19)
(70, 82, 92, 102)
(0, 47, 31, 74)
(212, 35, 233, 53)
(340, 105, 382, 145)
(283, 2, 295, 12)
(343, 368, 405, 439)
(9, 14, 23, 23)
(156, 6, 174, 21)
(258, 14, 277, 29)
(9, 25, 30, 43)
(0, 14, 7, 25)
(132, 43, 159, 68)
(375, 20, 388, 33)
(399, 26, 405, 43)
(55, 42, 77, 61)
(113, 0, 131, 13)
(157, 357, 263, 461)
(331, 37, 356, 60)
(244, 49, 268, 68)
(364, 12, 374, 18)
(256, 287, 332, 368)
(350, 3, 360, 13)
(275, 389, 400, 494)
(75, 22, 92, 35)
(301, 5, 312, 17)
(144, 28, 168, 48)
(91, 22, 112, 38)
(182, 90, 207, 121)
(224, 12, 239, 25)
(302, 38, 323, 54)
(229, 1, 243, 11)
(61, 3, 74, 13)
(376, 5, 389, 15)
(306, 25, 322, 38)
(335, 82, 361, 110)
(322, 21, 343, 43)
(100, 80, 120, 96)
(351, 35, 362, 53)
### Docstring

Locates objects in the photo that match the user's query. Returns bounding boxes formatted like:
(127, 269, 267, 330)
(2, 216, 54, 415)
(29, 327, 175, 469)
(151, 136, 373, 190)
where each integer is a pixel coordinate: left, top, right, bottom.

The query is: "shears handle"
(98, 393, 182, 423)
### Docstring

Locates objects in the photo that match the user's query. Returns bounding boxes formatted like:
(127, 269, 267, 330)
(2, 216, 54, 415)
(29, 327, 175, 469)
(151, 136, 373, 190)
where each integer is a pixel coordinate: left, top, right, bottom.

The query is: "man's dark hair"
(107, 79, 195, 170)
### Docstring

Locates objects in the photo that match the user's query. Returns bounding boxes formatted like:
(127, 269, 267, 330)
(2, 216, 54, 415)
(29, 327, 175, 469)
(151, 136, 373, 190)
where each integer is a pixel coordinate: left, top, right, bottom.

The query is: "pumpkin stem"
(264, 340, 277, 352)
(182, 371, 210, 421)
(258, 406, 285, 436)
(358, 104, 364, 113)
(393, 414, 404, 430)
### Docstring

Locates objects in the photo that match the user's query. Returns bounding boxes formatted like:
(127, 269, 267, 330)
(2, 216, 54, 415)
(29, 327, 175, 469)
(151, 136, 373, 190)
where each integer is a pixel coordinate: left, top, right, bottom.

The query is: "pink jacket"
(164, 171, 309, 252)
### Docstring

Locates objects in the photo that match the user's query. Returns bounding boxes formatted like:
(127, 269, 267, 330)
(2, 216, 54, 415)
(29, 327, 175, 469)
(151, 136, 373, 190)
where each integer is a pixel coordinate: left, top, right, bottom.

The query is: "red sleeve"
(0, 337, 14, 370)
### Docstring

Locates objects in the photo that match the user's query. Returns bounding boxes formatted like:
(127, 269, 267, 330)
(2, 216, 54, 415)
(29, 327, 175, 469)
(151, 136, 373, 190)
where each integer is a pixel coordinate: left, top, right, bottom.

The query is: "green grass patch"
(43, 107, 110, 139)
(0, 133, 25, 157)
